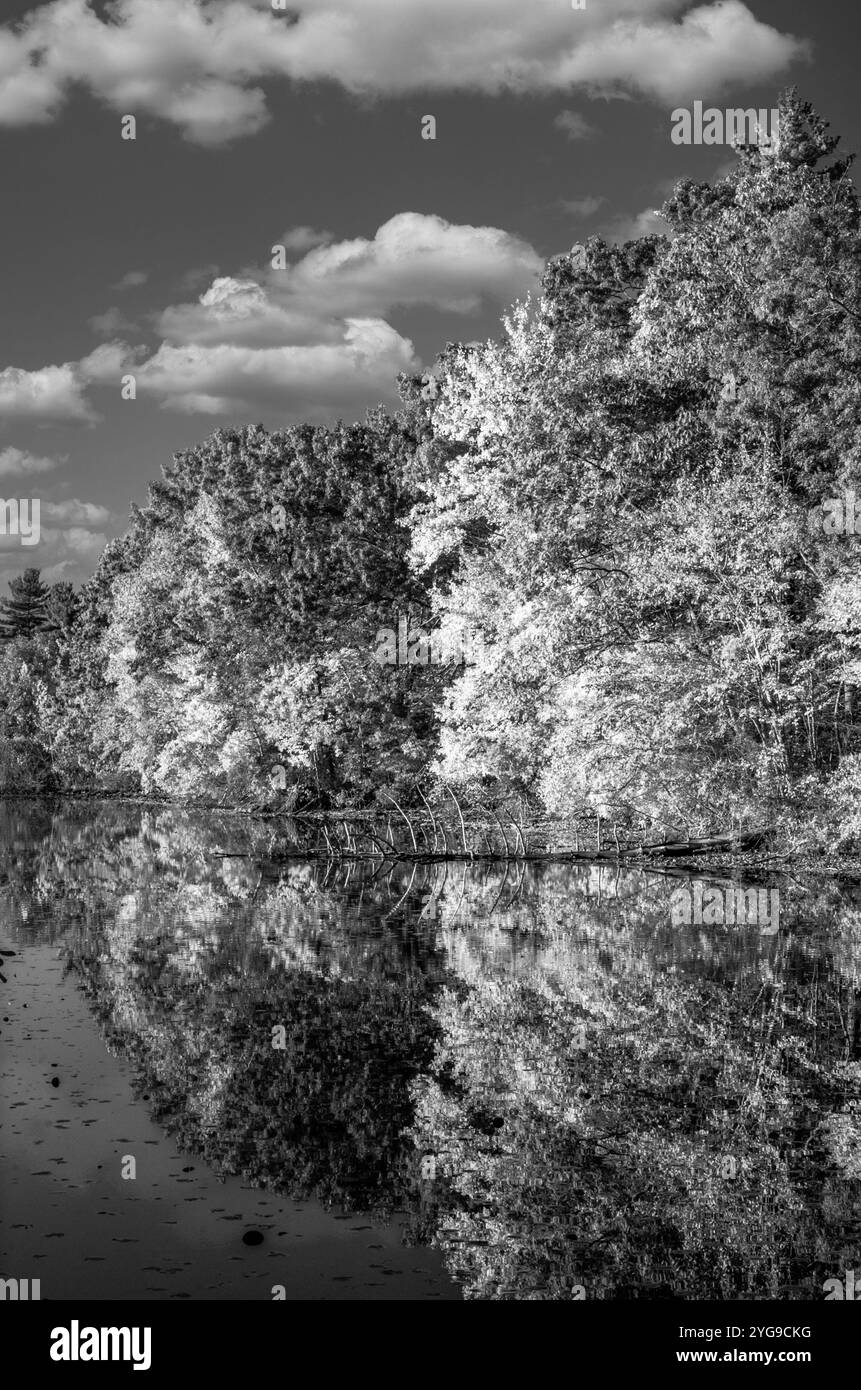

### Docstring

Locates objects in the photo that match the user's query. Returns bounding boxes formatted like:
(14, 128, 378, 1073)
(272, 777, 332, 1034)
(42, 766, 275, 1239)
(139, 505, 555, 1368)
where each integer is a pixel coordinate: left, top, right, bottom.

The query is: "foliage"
(0, 567, 51, 640)
(1, 93, 860, 839)
(5, 803, 860, 1297)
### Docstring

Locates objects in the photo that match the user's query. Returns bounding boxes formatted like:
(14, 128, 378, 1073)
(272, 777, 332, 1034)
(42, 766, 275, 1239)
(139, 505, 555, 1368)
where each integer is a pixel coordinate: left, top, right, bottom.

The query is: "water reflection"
(2, 801, 861, 1299)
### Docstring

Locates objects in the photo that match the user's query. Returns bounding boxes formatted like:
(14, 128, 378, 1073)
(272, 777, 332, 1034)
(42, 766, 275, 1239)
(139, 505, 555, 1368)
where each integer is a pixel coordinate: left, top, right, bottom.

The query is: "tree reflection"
(1, 803, 860, 1297)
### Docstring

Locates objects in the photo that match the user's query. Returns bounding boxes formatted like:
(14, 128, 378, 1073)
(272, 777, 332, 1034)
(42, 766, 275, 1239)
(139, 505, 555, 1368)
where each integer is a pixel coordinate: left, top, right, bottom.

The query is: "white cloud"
(260, 212, 544, 317)
(90, 306, 137, 336)
(0, 213, 541, 424)
(0, 507, 109, 587)
(0, 1, 808, 144)
(604, 206, 673, 243)
(40, 526, 110, 561)
(137, 212, 543, 416)
(554, 110, 598, 141)
(0, 446, 62, 477)
(279, 226, 335, 252)
(76, 342, 136, 384)
(42, 499, 112, 525)
(157, 78, 268, 146)
(551, 1, 807, 104)
(180, 264, 221, 293)
(0, 341, 137, 423)
(157, 277, 330, 349)
(136, 319, 418, 418)
(112, 270, 148, 291)
(0, 27, 63, 124)
(560, 195, 606, 218)
(61, 526, 108, 554)
(0, 362, 95, 422)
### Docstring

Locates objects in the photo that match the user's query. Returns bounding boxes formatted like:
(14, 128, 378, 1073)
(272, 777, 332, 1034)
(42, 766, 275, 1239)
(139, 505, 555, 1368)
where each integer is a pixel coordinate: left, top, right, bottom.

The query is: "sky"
(0, 0, 858, 590)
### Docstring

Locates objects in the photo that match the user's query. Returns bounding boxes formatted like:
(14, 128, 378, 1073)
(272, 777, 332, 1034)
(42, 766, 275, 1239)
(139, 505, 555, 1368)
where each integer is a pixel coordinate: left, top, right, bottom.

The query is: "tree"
(0, 568, 51, 640)
(44, 581, 80, 635)
(89, 415, 441, 804)
(0, 90, 859, 842)
(412, 90, 861, 835)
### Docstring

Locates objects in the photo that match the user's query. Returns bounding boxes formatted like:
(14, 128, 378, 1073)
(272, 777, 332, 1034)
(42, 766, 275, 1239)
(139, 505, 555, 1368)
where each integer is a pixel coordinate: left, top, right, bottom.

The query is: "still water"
(2, 801, 860, 1300)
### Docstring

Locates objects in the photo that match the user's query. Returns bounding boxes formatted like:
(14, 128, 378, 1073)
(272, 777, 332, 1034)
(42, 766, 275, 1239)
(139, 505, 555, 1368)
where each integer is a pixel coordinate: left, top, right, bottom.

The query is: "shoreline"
(2, 789, 859, 881)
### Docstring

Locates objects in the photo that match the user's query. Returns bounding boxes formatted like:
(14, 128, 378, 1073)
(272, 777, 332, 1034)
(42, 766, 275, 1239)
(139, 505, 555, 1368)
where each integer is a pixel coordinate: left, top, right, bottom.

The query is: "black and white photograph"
(1, 0, 860, 1360)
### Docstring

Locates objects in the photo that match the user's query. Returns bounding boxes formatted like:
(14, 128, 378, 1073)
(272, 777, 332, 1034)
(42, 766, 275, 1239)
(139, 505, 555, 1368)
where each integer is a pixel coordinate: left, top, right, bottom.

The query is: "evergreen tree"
(44, 581, 80, 635)
(0, 569, 51, 640)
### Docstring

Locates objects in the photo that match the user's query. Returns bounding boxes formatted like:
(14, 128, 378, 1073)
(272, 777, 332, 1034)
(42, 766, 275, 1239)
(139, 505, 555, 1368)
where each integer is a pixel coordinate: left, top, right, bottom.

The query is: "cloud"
(553, 2, 809, 106)
(0, 362, 95, 422)
(0, 1, 808, 143)
(0, 213, 541, 424)
(279, 226, 335, 253)
(0, 25, 63, 125)
(560, 195, 606, 218)
(89, 306, 138, 336)
(157, 277, 331, 349)
(604, 206, 673, 244)
(36, 540, 110, 585)
(40, 526, 110, 564)
(179, 263, 222, 293)
(0, 446, 62, 478)
(137, 319, 418, 418)
(0, 342, 136, 423)
(112, 270, 148, 291)
(554, 110, 598, 141)
(136, 212, 543, 416)
(259, 212, 544, 317)
(156, 78, 268, 146)
(77, 342, 136, 384)
(0, 502, 108, 587)
(42, 498, 112, 525)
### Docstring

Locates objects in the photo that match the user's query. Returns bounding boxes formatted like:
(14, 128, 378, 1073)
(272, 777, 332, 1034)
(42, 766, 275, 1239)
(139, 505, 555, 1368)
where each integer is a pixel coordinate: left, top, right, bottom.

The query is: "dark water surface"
(2, 802, 860, 1300)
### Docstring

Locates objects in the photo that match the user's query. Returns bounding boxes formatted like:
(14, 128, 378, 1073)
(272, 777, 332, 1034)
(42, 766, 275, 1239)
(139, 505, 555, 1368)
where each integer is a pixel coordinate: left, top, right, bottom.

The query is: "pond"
(2, 801, 860, 1300)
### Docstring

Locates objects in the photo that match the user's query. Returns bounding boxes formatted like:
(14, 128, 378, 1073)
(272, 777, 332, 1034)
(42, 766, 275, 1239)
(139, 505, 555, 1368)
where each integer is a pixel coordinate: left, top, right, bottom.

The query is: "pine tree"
(44, 581, 79, 635)
(0, 568, 51, 640)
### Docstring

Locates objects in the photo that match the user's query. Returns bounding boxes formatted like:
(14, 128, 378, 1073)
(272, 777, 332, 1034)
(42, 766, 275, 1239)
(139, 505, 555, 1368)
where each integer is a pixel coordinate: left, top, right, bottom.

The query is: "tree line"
(1, 92, 859, 856)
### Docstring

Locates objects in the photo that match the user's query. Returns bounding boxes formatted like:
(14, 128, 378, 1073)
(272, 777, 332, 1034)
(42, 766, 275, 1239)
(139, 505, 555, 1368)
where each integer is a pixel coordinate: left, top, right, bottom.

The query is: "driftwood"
(627, 829, 769, 859)
(211, 800, 771, 864)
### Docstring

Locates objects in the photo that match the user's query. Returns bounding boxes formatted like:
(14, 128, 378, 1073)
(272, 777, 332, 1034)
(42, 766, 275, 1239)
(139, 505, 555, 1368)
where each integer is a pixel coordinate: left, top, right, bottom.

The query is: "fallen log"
(627, 829, 769, 859)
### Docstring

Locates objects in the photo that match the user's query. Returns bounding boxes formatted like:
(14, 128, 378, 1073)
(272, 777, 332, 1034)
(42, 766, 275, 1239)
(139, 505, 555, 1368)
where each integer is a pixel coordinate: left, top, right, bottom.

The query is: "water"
(2, 801, 860, 1301)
